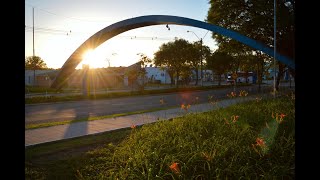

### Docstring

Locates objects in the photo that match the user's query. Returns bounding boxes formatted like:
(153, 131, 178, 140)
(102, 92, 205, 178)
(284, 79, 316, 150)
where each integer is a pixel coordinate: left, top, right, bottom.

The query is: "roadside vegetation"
(25, 92, 295, 179)
(25, 84, 251, 104)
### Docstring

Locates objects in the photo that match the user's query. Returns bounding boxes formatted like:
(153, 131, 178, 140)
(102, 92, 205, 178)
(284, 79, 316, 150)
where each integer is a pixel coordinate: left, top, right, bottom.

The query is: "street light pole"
(187, 30, 204, 86)
(200, 38, 203, 86)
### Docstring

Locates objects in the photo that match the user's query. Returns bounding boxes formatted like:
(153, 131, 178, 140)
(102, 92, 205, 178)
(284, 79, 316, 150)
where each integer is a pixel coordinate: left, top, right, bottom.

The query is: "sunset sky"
(25, 0, 218, 69)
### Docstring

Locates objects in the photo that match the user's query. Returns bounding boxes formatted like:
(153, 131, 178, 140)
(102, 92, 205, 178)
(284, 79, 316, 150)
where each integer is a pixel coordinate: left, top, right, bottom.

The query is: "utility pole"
(187, 30, 209, 87)
(33, 7, 36, 87)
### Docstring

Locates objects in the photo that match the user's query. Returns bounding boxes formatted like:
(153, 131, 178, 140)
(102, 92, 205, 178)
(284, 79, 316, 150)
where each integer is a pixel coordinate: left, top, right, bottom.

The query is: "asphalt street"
(25, 85, 274, 126)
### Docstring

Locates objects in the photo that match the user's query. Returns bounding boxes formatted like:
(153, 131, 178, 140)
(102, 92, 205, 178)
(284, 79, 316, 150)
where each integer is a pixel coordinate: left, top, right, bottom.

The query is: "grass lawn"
(26, 106, 176, 130)
(25, 93, 295, 179)
(25, 84, 249, 104)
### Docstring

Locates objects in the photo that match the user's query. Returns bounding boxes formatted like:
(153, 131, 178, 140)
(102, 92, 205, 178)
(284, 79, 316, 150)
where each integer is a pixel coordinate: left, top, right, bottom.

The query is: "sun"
(79, 49, 107, 69)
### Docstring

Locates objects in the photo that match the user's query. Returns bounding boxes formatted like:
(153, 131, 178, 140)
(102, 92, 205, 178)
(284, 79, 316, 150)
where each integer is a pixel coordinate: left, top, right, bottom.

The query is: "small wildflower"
(279, 113, 286, 119)
(131, 124, 136, 129)
(181, 103, 190, 111)
(239, 90, 248, 97)
(227, 92, 236, 98)
(208, 95, 217, 106)
(256, 137, 265, 147)
(232, 115, 239, 123)
(169, 162, 180, 174)
(273, 112, 286, 124)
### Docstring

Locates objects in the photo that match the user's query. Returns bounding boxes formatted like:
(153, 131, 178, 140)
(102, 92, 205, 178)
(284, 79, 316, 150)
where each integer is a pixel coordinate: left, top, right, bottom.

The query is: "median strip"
(26, 106, 177, 130)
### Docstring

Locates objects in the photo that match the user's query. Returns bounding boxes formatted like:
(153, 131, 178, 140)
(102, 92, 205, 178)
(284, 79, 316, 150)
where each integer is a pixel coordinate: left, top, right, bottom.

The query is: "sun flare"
(78, 49, 107, 68)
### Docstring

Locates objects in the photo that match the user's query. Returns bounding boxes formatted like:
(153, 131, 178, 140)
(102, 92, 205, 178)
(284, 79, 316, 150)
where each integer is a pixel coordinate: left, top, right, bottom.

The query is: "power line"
(25, 2, 120, 23)
(25, 25, 71, 35)
(25, 25, 172, 41)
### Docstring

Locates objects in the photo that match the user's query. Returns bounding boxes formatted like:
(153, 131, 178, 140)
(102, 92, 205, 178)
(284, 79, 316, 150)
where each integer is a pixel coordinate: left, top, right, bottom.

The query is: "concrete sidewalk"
(25, 96, 257, 147)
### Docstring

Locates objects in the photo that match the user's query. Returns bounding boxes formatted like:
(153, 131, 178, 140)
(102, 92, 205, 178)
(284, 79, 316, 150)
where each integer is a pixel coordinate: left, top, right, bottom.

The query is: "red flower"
(232, 115, 239, 123)
(279, 113, 286, 119)
(181, 104, 190, 111)
(256, 137, 265, 147)
(131, 125, 136, 129)
(169, 162, 180, 174)
(226, 92, 237, 98)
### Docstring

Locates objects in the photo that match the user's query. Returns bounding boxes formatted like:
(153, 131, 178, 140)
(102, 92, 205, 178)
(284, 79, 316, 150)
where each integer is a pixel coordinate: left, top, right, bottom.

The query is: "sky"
(25, 0, 217, 69)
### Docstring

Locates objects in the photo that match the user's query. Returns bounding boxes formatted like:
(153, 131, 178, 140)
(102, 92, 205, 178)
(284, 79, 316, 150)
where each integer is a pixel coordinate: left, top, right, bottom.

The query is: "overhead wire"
(25, 25, 172, 41)
(25, 3, 173, 41)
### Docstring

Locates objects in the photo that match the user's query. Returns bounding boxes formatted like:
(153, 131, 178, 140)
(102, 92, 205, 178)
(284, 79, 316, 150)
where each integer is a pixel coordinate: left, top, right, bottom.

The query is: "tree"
(207, 0, 295, 91)
(25, 56, 48, 86)
(137, 53, 152, 68)
(185, 42, 201, 85)
(125, 54, 151, 91)
(137, 53, 152, 90)
(180, 65, 192, 86)
(154, 38, 191, 87)
(25, 56, 47, 70)
(185, 41, 212, 86)
(206, 51, 234, 85)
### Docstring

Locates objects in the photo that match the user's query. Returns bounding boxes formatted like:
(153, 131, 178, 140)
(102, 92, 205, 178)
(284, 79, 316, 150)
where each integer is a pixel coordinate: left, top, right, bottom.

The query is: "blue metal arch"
(51, 15, 295, 88)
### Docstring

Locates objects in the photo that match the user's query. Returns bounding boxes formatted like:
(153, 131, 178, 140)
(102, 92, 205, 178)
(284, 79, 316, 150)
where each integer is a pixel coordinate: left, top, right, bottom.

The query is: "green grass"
(25, 86, 61, 93)
(25, 128, 133, 179)
(25, 84, 248, 104)
(26, 106, 177, 130)
(25, 94, 295, 179)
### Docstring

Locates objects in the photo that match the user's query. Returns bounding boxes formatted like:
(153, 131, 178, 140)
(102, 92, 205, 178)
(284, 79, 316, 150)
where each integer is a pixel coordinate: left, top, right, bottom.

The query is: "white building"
(145, 67, 171, 84)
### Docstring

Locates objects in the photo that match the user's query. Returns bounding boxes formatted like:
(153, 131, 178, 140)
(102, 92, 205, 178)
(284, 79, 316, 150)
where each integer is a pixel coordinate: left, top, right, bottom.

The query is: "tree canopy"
(207, 0, 295, 90)
(25, 56, 48, 70)
(154, 38, 193, 87)
(207, 51, 234, 85)
(207, 0, 294, 58)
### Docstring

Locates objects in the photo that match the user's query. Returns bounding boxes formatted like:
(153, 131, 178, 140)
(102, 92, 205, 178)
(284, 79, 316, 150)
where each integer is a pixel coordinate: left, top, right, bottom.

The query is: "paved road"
(26, 85, 276, 127)
(26, 96, 258, 146)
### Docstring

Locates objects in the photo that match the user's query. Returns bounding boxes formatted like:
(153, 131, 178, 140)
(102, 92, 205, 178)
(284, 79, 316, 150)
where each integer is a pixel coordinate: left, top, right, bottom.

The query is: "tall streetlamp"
(187, 30, 208, 86)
